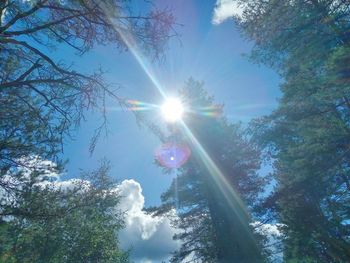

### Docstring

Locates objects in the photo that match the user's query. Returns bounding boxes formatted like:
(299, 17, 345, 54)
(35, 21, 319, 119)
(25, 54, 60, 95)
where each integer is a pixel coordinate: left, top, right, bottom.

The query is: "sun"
(161, 98, 184, 122)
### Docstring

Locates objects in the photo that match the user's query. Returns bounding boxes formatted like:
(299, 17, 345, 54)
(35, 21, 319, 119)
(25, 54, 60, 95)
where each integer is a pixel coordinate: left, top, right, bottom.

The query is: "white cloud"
(0, 157, 179, 262)
(0, 156, 91, 212)
(118, 180, 180, 263)
(2, 156, 91, 191)
(0, 156, 93, 224)
(212, 0, 246, 25)
(252, 222, 284, 263)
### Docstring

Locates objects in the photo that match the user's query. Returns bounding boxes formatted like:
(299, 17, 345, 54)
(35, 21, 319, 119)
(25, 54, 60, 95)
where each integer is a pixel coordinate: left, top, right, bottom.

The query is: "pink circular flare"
(155, 143, 191, 169)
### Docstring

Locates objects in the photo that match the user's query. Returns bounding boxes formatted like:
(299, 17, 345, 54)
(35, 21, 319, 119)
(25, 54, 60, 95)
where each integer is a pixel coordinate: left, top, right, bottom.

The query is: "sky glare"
(61, 1, 280, 261)
(2, 1, 348, 262)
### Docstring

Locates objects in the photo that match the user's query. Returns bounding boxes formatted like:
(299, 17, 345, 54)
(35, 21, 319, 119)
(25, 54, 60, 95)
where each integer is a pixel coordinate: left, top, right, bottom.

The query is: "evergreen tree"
(150, 80, 266, 263)
(232, 0, 350, 261)
(0, 160, 129, 263)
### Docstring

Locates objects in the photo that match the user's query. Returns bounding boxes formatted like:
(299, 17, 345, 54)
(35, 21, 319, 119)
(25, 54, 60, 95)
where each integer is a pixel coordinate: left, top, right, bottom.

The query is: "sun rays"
(98, 2, 258, 247)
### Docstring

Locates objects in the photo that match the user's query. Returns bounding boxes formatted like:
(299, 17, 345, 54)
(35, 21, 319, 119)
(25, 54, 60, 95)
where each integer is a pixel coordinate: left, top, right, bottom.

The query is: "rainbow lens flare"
(155, 143, 191, 168)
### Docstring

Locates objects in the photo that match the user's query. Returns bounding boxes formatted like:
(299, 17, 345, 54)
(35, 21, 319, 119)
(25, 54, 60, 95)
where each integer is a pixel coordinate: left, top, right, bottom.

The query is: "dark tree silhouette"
(0, 1, 176, 261)
(149, 80, 266, 263)
(234, 0, 350, 261)
(0, 160, 129, 262)
(0, 0, 175, 170)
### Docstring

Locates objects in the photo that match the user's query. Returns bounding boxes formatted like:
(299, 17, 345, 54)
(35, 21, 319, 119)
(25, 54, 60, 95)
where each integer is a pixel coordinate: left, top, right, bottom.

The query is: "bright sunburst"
(161, 98, 184, 122)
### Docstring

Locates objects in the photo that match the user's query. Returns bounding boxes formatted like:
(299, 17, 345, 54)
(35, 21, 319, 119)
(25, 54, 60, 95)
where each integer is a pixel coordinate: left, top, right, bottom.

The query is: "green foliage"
(0, 161, 129, 263)
(236, 0, 350, 262)
(151, 80, 266, 262)
(1, 1, 175, 261)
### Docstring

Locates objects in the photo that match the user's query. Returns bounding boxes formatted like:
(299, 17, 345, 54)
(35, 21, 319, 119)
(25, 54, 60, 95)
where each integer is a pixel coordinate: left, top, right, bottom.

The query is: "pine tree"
(233, 0, 350, 261)
(150, 80, 266, 262)
(0, 160, 129, 263)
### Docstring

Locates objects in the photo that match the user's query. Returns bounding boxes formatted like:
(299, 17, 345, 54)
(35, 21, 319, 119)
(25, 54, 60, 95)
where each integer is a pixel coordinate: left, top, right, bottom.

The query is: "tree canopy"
(1, 1, 175, 262)
(0, 159, 129, 263)
(150, 79, 267, 263)
(0, 0, 175, 170)
(234, 0, 350, 261)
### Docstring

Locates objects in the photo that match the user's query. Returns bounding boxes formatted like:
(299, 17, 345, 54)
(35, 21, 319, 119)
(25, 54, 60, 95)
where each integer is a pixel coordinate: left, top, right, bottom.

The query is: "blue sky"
(60, 1, 280, 261)
(63, 0, 279, 206)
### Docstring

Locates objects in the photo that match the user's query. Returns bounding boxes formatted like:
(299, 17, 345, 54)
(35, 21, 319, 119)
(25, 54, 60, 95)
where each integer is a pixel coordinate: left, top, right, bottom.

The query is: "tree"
(0, 0, 175, 171)
(150, 80, 266, 263)
(232, 0, 350, 261)
(0, 159, 129, 263)
(0, 1, 176, 260)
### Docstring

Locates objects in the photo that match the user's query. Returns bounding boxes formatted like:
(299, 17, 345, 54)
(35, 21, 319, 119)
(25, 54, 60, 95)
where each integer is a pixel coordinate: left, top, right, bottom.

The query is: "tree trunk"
(204, 172, 264, 263)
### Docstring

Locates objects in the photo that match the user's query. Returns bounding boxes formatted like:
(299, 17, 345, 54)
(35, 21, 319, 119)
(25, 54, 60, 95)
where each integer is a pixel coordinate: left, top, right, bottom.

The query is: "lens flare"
(98, 5, 259, 249)
(179, 120, 260, 249)
(194, 105, 222, 117)
(155, 143, 191, 168)
(183, 105, 222, 119)
(127, 100, 158, 111)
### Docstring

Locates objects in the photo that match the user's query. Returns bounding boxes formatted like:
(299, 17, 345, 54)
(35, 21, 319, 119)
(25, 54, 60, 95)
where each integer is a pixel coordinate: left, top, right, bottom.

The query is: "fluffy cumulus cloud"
(212, 0, 246, 25)
(118, 180, 180, 263)
(0, 157, 179, 262)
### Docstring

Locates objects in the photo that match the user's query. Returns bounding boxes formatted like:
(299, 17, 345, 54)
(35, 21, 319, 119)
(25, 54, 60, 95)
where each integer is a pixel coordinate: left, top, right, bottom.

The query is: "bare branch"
(0, 0, 48, 33)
